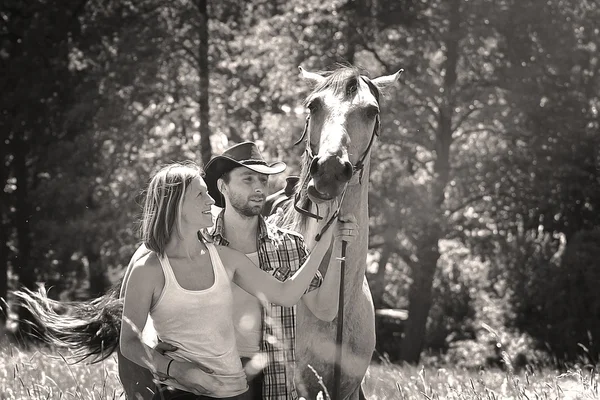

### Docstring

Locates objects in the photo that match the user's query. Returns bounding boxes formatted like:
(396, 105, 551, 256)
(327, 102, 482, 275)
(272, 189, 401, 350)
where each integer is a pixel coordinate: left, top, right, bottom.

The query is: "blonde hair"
(140, 162, 204, 256)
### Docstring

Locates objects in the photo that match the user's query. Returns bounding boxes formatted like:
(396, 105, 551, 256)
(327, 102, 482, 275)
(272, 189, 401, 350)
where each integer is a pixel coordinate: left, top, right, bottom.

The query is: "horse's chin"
(307, 181, 345, 204)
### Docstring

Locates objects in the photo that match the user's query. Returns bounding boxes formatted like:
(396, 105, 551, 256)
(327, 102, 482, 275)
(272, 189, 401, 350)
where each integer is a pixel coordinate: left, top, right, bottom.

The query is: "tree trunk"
(270, 0, 279, 16)
(398, 0, 461, 363)
(0, 150, 9, 324)
(344, 0, 357, 64)
(13, 135, 37, 336)
(371, 226, 396, 309)
(195, 0, 212, 166)
(399, 231, 441, 363)
(0, 226, 8, 325)
(371, 244, 392, 309)
(87, 249, 107, 298)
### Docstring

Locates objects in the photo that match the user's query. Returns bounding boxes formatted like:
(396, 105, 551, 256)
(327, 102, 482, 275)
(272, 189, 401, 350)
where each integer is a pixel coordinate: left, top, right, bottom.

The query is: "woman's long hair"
(13, 162, 203, 363)
(141, 162, 203, 256)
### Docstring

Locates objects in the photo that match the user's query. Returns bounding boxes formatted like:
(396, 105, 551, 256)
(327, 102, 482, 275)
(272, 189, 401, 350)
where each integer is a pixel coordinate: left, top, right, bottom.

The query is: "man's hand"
(154, 341, 178, 355)
(153, 341, 214, 387)
(335, 214, 358, 243)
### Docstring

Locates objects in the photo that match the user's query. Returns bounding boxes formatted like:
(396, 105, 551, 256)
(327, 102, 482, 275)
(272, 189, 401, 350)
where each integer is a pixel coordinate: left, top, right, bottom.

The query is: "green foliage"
(511, 229, 600, 364)
(2, 0, 600, 366)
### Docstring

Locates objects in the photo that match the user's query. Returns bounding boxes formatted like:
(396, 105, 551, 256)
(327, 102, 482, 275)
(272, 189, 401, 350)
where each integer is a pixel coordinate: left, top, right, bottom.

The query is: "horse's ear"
(372, 69, 404, 90)
(299, 66, 325, 86)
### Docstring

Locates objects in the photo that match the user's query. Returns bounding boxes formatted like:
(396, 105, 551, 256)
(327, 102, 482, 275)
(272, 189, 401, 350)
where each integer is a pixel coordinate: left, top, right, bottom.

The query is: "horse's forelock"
(306, 66, 363, 102)
(304, 66, 381, 107)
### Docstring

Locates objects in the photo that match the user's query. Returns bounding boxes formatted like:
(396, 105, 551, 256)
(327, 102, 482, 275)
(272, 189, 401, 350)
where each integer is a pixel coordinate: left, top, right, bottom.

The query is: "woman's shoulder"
(129, 251, 162, 279)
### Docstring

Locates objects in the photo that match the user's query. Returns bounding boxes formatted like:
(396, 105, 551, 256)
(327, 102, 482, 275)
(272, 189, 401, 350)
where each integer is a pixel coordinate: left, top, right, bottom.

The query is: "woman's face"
(181, 176, 215, 229)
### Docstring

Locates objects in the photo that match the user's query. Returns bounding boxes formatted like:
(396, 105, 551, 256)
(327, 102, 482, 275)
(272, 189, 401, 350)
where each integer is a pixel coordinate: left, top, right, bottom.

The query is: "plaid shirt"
(209, 211, 323, 400)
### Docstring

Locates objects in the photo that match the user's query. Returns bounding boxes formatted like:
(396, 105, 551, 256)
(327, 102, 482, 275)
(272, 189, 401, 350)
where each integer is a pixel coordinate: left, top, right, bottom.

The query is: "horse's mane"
(276, 66, 381, 234)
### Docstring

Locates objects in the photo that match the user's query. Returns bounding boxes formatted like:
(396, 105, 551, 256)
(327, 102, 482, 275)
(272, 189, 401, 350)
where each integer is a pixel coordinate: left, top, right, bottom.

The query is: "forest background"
(1, 0, 599, 368)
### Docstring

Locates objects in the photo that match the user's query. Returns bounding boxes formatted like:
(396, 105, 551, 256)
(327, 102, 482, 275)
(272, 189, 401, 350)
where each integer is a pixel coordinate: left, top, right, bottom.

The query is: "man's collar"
(211, 209, 227, 240)
(211, 209, 270, 242)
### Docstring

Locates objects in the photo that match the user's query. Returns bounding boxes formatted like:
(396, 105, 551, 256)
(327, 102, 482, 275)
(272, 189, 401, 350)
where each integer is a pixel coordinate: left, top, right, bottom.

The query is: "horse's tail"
(13, 284, 123, 363)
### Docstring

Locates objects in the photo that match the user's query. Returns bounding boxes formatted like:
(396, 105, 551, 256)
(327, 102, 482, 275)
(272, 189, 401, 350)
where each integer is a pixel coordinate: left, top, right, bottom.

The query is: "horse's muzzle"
(307, 179, 347, 204)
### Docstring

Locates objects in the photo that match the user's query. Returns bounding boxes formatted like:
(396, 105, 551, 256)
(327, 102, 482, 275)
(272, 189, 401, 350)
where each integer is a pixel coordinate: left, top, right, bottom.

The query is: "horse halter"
(293, 76, 381, 241)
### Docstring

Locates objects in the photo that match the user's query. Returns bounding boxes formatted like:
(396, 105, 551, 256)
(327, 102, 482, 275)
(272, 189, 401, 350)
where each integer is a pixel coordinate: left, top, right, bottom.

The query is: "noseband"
(293, 77, 381, 240)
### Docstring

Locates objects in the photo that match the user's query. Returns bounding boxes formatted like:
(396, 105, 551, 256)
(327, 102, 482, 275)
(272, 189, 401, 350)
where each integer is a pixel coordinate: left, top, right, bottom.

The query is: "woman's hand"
(169, 360, 247, 396)
(334, 214, 358, 244)
(168, 360, 219, 395)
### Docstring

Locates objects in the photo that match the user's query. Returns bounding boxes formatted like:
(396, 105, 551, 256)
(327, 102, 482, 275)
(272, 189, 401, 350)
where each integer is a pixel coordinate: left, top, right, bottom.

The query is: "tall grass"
(365, 362, 598, 400)
(1, 344, 123, 399)
(1, 344, 598, 399)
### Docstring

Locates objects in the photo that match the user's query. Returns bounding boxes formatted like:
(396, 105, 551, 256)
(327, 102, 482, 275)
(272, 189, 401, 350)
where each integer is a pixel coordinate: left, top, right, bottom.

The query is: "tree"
(1, 0, 95, 331)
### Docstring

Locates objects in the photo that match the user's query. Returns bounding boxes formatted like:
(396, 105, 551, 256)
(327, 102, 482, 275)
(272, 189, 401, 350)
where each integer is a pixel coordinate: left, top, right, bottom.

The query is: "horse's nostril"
(342, 161, 353, 181)
(310, 156, 320, 175)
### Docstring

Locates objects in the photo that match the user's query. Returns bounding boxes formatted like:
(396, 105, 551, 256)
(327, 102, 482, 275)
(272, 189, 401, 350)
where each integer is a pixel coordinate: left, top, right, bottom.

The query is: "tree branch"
(173, 41, 201, 68)
(451, 105, 483, 132)
(369, 240, 415, 269)
(444, 194, 488, 217)
(360, 40, 392, 71)
(403, 80, 441, 112)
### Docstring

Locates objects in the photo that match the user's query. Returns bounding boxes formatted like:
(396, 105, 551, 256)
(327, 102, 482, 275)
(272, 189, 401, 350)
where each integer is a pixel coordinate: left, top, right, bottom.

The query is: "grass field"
(1, 345, 598, 399)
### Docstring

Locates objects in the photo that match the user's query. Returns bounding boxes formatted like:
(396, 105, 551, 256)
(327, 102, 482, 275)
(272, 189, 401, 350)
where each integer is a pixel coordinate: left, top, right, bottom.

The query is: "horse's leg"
(358, 384, 367, 400)
(345, 383, 367, 400)
(117, 348, 157, 400)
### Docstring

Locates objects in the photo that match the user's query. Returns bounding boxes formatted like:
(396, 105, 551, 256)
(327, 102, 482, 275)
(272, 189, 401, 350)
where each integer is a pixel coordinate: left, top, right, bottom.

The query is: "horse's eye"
(365, 106, 380, 119)
(307, 99, 321, 113)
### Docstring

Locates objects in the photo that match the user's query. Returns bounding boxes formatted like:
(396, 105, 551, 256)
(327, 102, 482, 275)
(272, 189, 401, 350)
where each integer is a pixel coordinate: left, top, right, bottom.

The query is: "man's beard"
(230, 194, 264, 217)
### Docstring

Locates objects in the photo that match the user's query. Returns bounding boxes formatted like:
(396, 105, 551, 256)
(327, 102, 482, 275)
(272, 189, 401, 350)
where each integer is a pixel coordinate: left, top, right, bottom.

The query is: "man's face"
(222, 167, 269, 217)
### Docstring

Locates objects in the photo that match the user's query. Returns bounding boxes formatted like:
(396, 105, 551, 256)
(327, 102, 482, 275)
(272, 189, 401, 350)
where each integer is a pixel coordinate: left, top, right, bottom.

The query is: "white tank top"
(150, 243, 248, 397)
(231, 252, 262, 357)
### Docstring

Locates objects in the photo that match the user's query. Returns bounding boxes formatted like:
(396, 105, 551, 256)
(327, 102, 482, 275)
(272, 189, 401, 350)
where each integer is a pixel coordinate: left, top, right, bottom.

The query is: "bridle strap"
(352, 113, 379, 184)
(293, 191, 322, 221)
(314, 187, 347, 242)
(293, 115, 310, 146)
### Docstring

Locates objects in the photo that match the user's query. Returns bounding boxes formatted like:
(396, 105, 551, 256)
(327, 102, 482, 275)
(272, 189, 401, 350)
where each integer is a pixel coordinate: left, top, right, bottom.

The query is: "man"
(154, 141, 350, 400)
(206, 142, 348, 399)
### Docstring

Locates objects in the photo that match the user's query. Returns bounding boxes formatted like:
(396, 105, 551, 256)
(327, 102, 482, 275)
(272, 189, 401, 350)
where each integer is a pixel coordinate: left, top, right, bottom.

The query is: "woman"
(121, 162, 356, 399)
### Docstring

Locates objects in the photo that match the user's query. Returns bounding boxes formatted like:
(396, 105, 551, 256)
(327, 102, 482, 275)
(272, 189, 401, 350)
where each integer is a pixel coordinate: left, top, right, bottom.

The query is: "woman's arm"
(302, 214, 358, 321)
(120, 254, 172, 374)
(223, 218, 357, 307)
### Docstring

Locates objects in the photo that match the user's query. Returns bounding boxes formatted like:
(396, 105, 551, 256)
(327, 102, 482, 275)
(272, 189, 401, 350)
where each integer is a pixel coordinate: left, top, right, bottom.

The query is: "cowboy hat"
(204, 141, 287, 208)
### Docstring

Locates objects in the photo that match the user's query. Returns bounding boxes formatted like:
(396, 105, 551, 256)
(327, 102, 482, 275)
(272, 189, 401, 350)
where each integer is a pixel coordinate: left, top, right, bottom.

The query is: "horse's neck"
(304, 173, 370, 293)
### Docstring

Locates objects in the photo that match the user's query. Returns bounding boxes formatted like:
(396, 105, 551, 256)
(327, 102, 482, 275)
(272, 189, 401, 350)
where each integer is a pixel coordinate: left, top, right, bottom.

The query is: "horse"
(14, 65, 401, 400)
(277, 66, 401, 400)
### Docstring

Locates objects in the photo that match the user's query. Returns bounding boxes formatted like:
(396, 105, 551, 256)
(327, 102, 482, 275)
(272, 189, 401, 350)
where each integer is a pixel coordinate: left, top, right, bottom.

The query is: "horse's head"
(298, 66, 402, 204)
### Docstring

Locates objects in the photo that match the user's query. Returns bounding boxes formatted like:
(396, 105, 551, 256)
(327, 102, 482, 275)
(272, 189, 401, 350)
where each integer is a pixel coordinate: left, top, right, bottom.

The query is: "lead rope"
(293, 172, 352, 400)
(310, 188, 348, 400)
(311, 200, 346, 400)
(333, 239, 347, 400)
